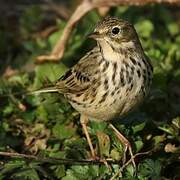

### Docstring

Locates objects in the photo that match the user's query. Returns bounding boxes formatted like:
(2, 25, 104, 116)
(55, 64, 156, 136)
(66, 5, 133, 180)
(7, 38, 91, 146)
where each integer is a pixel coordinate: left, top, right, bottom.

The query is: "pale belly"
(68, 81, 146, 122)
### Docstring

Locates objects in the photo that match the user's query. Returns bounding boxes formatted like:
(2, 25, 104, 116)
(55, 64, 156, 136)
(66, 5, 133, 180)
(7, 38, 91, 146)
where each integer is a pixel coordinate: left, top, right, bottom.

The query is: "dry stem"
(0, 149, 152, 166)
(36, 0, 180, 63)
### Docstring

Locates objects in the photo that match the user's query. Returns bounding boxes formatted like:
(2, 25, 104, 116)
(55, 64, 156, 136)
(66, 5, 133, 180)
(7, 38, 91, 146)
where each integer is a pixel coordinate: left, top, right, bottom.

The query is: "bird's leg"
(80, 114, 96, 159)
(109, 123, 136, 168)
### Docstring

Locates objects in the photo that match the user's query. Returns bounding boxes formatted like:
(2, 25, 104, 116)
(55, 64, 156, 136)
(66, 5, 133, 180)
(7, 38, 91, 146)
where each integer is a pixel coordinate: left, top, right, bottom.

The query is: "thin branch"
(121, 150, 152, 170)
(110, 150, 153, 180)
(0, 151, 119, 165)
(36, 0, 180, 63)
(0, 149, 152, 167)
(36, 0, 93, 63)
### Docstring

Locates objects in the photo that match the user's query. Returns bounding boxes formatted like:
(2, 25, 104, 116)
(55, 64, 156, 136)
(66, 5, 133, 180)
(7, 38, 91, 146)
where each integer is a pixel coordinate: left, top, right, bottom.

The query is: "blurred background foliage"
(0, 0, 179, 179)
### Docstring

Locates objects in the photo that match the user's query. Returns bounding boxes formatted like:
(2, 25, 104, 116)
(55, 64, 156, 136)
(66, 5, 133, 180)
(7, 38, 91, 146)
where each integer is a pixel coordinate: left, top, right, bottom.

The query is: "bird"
(31, 16, 153, 167)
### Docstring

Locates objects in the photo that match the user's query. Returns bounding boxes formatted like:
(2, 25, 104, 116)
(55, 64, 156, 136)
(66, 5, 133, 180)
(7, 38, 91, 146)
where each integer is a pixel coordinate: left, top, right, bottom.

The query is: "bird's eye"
(112, 27, 120, 35)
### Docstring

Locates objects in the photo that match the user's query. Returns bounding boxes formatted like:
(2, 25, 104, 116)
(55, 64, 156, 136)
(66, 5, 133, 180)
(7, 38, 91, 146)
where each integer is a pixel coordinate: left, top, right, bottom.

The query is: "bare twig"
(36, 0, 93, 63)
(0, 149, 152, 167)
(0, 151, 118, 165)
(110, 150, 152, 180)
(36, 0, 180, 63)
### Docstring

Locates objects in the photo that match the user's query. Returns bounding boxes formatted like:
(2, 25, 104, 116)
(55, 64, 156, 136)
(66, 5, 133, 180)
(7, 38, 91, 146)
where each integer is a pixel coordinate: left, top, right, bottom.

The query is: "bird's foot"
(122, 140, 136, 170)
(109, 123, 136, 170)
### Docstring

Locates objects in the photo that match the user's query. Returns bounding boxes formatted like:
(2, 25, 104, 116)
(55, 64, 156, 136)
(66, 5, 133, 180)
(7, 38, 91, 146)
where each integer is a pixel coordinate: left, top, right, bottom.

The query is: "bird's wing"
(55, 47, 102, 94)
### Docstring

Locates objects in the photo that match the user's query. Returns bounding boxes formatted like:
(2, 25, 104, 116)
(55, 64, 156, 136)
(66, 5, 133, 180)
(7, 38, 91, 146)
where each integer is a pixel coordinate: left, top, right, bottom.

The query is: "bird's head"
(88, 17, 141, 52)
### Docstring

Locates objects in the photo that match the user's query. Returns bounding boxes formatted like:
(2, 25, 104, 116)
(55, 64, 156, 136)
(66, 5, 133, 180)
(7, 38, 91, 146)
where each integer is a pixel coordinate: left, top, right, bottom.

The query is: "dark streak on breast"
(137, 69, 141, 78)
(104, 78, 109, 90)
(99, 91, 109, 104)
(102, 60, 109, 73)
(130, 57, 137, 65)
(112, 62, 117, 85)
(120, 67, 125, 86)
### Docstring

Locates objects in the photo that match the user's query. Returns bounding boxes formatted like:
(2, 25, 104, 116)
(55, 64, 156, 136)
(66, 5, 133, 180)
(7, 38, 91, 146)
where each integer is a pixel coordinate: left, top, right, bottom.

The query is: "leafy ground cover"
(0, 4, 179, 180)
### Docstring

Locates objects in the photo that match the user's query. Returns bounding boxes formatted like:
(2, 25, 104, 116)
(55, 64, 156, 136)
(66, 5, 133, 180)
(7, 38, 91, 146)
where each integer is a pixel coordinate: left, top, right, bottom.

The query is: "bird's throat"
(98, 40, 137, 62)
(98, 40, 122, 61)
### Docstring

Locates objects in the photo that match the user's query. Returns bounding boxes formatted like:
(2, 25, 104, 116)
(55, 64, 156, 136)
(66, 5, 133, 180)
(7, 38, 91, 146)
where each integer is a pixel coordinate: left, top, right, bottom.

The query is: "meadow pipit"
(36, 17, 153, 167)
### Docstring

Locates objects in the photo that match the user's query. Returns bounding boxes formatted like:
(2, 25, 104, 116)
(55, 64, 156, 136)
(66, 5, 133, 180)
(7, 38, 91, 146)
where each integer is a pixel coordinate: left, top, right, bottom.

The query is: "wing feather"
(55, 47, 101, 94)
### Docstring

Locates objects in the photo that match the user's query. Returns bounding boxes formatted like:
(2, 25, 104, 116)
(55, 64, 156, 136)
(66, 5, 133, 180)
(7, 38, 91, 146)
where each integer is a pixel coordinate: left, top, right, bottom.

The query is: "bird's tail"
(26, 86, 59, 95)
(0, 86, 60, 97)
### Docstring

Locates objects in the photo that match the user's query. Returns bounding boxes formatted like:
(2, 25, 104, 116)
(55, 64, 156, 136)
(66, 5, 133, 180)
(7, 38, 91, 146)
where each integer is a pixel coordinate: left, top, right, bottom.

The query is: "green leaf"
(2, 122, 10, 132)
(61, 171, 78, 180)
(51, 165, 66, 178)
(89, 121, 107, 135)
(36, 105, 48, 122)
(158, 124, 176, 136)
(71, 165, 89, 178)
(135, 140, 144, 152)
(12, 169, 40, 180)
(153, 135, 166, 145)
(0, 160, 26, 174)
(124, 164, 136, 179)
(96, 131, 110, 157)
(132, 122, 146, 134)
(3, 104, 14, 116)
(110, 149, 121, 161)
(62, 166, 87, 180)
(88, 165, 99, 178)
(167, 22, 179, 36)
(135, 20, 154, 38)
(52, 124, 76, 140)
(33, 63, 68, 89)
(48, 21, 66, 47)
(49, 150, 66, 159)
(21, 111, 36, 123)
(138, 159, 161, 180)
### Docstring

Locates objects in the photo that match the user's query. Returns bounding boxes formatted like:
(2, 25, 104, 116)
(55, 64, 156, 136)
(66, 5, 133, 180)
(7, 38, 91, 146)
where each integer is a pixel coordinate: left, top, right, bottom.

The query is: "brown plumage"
(34, 17, 153, 167)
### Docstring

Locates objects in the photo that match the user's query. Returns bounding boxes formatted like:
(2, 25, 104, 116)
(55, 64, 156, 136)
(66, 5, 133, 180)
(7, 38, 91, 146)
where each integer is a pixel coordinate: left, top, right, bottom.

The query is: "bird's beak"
(87, 32, 103, 39)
